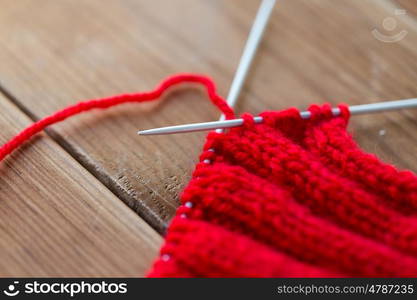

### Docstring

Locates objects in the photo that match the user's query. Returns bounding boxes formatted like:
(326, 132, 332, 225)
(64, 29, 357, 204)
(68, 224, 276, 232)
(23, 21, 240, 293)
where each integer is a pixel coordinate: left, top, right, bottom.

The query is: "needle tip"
(137, 130, 150, 135)
(137, 128, 167, 135)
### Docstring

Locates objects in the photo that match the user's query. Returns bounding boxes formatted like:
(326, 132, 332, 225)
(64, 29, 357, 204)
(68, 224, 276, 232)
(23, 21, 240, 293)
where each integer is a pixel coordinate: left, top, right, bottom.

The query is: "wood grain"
(0, 0, 415, 232)
(0, 94, 162, 277)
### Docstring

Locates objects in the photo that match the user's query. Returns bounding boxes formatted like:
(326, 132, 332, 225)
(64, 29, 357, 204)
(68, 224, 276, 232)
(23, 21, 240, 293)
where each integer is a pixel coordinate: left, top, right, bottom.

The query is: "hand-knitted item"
(148, 106, 417, 278)
(0, 74, 416, 277)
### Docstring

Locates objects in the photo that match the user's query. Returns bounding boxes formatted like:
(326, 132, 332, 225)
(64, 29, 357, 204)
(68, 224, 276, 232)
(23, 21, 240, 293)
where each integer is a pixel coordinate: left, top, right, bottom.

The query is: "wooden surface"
(0, 94, 162, 277)
(0, 0, 415, 276)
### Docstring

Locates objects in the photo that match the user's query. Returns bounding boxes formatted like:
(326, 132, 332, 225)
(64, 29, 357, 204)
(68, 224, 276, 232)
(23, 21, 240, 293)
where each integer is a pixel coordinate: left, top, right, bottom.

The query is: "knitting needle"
(138, 98, 417, 135)
(220, 0, 276, 120)
(217, 0, 276, 134)
(137, 0, 276, 138)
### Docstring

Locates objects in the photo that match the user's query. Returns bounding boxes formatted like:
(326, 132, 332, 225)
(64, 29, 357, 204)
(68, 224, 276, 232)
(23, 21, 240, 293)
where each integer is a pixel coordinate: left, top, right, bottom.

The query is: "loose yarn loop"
(149, 105, 417, 278)
(0, 74, 234, 162)
(1, 73, 416, 277)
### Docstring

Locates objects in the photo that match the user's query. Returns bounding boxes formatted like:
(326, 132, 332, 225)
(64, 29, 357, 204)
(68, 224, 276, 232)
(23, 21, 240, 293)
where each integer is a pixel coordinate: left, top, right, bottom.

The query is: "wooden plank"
(0, 94, 162, 277)
(0, 0, 415, 231)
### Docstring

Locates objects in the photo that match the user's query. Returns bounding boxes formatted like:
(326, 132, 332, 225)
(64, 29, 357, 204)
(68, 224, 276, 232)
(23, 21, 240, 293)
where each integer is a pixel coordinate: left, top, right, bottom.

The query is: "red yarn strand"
(0, 74, 234, 162)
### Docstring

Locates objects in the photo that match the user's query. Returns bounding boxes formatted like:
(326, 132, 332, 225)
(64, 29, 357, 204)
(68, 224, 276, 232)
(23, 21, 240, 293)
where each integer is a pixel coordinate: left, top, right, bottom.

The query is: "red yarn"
(0, 74, 234, 162)
(1, 73, 417, 277)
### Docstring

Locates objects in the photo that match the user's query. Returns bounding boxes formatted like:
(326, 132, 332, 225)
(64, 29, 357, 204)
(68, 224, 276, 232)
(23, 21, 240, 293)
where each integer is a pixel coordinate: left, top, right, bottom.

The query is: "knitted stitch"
(0, 74, 416, 277)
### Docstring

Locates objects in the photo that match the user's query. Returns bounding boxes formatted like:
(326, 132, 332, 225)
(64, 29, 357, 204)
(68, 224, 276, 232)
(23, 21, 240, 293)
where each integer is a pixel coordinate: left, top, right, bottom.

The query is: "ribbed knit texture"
(148, 104, 417, 278)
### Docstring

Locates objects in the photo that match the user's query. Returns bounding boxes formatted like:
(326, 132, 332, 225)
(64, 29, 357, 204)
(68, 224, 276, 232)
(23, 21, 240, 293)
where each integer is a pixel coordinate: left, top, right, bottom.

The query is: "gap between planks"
(0, 92, 162, 276)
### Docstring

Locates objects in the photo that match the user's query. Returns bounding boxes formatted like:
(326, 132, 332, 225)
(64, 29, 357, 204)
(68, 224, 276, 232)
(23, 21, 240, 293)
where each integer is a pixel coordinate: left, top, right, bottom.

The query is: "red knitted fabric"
(148, 105, 417, 278)
(1, 74, 416, 277)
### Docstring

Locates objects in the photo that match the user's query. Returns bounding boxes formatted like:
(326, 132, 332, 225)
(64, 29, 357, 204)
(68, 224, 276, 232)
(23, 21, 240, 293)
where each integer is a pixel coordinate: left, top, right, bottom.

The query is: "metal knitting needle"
(138, 0, 276, 136)
(219, 0, 276, 120)
(138, 98, 417, 135)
